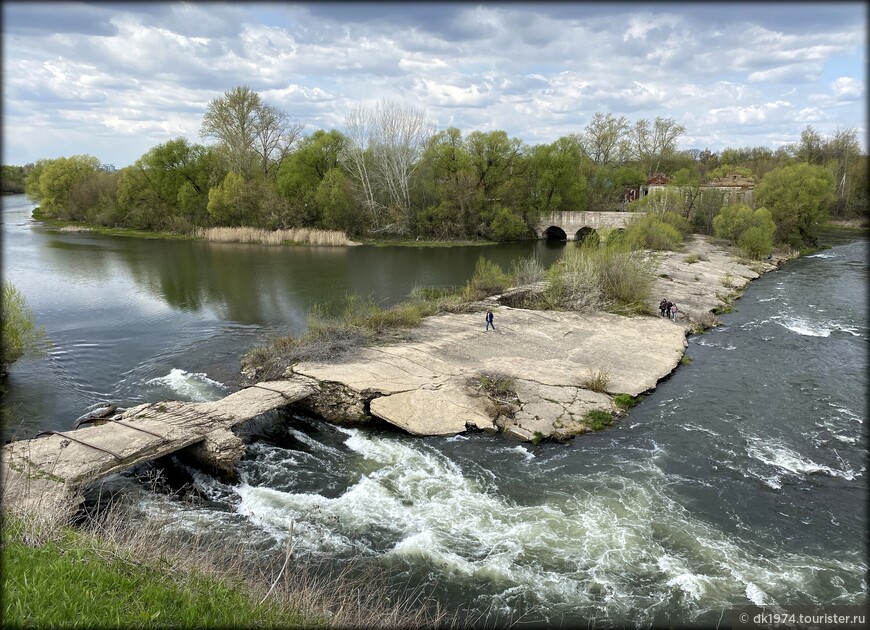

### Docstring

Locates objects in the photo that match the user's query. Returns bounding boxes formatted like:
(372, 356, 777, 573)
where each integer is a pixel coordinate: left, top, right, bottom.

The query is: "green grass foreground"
(1, 519, 301, 629)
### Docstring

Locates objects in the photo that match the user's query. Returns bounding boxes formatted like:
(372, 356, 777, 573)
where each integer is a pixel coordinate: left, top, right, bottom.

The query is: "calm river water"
(2, 194, 867, 626)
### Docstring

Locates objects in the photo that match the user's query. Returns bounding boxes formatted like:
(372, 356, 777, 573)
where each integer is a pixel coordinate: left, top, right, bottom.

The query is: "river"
(2, 194, 867, 626)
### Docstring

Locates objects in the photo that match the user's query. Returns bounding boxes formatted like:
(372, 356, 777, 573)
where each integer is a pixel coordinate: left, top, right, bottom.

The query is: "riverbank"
(247, 235, 789, 442)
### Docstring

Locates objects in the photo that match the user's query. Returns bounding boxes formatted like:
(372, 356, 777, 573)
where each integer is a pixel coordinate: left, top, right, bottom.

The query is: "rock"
(183, 428, 245, 478)
(370, 382, 495, 436)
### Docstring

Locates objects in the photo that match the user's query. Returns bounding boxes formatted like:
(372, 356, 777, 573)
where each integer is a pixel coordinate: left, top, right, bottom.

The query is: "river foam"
(144, 368, 226, 402)
(228, 426, 865, 624)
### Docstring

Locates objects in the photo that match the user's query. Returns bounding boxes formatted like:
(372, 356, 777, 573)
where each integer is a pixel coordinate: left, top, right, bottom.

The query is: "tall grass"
(194, 226, 360, 247)
(462, 256, 512, 299)
(538, 240, 655, 315)
(2, 498, 448, 629)
(243, 292, 463, 380)
(510, 256, 546, 286)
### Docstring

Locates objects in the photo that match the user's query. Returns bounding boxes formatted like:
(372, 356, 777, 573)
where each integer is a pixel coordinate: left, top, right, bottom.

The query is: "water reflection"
(43, 235, 564, 328)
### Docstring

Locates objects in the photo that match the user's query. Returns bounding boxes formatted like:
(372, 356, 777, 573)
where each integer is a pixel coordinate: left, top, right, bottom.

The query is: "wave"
(145, 368, 226, 402)
(230, 428, 866, 624)
(745, 437, 858, 481)
(771, 315, 863, 338)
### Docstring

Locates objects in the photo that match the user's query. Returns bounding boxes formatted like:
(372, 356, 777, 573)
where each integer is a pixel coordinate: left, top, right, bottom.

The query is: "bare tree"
(340, 99, 431, 229)
(632, 116, 687, 177)
(340, 103, 381, 226)
(370, 100, 430, 220)
(253, 103, 304, 178)
(580, 112, 630, 166)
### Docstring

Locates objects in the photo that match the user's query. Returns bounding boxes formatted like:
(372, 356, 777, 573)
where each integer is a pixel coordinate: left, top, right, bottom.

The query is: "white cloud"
(2, 2, 866, 164)
(831, 76, 863, 99)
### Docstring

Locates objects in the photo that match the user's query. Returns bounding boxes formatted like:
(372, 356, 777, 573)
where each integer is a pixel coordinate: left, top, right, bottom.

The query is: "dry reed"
(194, 226, 360, 247)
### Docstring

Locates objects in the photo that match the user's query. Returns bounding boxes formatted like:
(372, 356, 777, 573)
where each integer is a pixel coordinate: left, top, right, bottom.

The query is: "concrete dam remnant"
(1, 380, 318, 521)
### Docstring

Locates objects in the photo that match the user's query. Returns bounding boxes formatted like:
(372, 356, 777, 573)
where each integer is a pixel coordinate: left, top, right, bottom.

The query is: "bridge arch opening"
(575, 227, 599, 246)
(543, 226, 567, 241)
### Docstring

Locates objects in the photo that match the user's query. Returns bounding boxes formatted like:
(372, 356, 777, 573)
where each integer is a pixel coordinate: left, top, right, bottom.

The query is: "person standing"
(665, 300, 673, 318)
(485, 310, 495, 331)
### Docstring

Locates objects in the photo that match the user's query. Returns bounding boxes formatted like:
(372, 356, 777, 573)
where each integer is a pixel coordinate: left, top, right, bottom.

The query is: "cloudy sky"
(2, 1, 866, 168)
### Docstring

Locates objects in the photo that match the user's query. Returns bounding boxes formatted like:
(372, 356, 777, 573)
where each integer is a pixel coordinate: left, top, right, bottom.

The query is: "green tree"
(1, 165, 26, 193)
(276, 130, 348, 227)
(118, 138, 213, 230)
(2, 282, 47, 375)
(580, 112, 630, 166)
(26, 155, 100, 218)
(755, 164, 835, 248)
(201, 86, 302, 179)
(712, 204, 775, 259)
(631, 116, 686, 177)
(418, 127, 475, 234)
(525, 136, 586, 217)
(316, 168, 362, 233)
(207, 171, 255, 226)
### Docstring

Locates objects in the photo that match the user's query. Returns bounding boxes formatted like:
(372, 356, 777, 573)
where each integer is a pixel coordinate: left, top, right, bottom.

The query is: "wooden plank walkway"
(1, 379, 317, 521)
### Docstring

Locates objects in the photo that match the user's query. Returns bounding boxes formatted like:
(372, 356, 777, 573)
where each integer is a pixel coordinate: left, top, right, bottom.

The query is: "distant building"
(702, 172, 755, 206)
(625, 171, 755, 209)
(99, 163, 116, 172)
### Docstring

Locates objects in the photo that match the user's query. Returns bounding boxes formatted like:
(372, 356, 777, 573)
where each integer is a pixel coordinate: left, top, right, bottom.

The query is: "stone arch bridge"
(533, 211, 643, 241)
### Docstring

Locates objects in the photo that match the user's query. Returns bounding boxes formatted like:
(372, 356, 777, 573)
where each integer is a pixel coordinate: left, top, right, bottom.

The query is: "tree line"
(7, 86, 867, 247)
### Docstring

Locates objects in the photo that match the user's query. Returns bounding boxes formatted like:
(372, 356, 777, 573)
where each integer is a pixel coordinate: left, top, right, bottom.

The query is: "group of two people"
(659, 298, 679, 321)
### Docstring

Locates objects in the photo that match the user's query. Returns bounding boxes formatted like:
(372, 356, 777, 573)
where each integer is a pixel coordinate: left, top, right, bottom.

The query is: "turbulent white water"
(144, 367, 227, 402)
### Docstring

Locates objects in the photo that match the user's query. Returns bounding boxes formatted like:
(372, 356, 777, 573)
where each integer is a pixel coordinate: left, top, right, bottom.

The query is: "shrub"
(510, 257, 546, 286)
(713, 205, 776, 260)
(473, 371, 516, 399)
(1, 282, 47, 374)
(581, 369, 610, 393)
(464, 256, 511, 298)
(613, 394, 640, 409)
(489, 206, 530, 241)
(624, 213, 684, 250)
(584, 410, 614, 430)
(540, 239, 655, 315)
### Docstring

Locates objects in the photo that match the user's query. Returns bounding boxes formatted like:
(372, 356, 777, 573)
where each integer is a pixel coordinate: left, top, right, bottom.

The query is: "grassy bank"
(242, 244, 658, 381)
(359, 237, 501, 248)
(32, 210, 191, 241)
(31, 210, 359, 247)
(2, 500, 446, 629)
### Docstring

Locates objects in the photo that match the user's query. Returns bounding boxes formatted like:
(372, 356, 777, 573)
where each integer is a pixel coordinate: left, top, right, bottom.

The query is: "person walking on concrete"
(670, 303, 679, 321)
(659, 298, 668, 317)
(485, 310, 495, 331)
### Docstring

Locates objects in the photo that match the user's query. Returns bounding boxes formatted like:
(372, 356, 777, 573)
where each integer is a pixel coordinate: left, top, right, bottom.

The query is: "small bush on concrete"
(613, 394, 640, 409)
(584, 410, 614, 430)
(581, 369, 611, 393)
